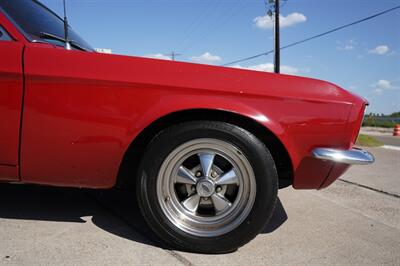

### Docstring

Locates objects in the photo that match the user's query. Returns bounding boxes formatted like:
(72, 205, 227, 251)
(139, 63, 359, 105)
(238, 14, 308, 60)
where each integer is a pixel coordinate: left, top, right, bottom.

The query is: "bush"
(390, 111, 400, 118)
(362, 116, 398, 128)
(362, 120, 397, 128)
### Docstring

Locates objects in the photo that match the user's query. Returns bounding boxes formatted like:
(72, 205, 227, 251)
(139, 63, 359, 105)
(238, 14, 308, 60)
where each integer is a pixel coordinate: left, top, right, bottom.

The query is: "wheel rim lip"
(156, 138, 256, 237)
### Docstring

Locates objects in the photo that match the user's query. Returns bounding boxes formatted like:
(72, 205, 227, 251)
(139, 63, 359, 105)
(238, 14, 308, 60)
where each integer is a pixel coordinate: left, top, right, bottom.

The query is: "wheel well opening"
(116, 109, 293, 189)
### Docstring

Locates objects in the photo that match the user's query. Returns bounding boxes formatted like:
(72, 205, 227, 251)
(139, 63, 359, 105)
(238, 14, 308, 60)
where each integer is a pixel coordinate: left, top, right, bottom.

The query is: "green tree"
(390, 111, 400, 117)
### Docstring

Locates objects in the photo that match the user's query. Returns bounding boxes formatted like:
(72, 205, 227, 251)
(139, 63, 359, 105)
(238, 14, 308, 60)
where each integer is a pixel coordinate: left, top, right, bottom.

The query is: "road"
(374, 135, 400, 147)
(360, 126, 400, 147)
(0, 146, 399, 265)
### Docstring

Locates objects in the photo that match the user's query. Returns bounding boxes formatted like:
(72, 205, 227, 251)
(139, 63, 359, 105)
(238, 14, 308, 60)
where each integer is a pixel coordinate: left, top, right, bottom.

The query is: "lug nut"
(216, 186, 222, 193)
(203, 197, 209, 201)
(195, 171, 202, 177)
(211, 171, 217, 178)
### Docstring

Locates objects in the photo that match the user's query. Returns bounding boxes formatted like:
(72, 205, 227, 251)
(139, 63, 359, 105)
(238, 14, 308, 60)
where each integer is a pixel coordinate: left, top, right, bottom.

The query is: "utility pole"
(273, 0, 280, 73)
(164, 51, 182, 61)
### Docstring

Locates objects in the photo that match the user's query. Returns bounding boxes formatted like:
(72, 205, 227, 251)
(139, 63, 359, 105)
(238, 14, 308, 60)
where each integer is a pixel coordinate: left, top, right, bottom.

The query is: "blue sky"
(42, 0, 400, 114)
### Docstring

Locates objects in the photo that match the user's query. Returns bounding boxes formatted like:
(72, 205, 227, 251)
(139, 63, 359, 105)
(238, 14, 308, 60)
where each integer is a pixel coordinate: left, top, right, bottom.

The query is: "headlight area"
(348, 93, 369, 147)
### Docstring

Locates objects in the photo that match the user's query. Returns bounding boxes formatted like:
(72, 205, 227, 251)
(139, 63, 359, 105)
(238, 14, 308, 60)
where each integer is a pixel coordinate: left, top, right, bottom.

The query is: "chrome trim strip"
(312, 148, 375, 165)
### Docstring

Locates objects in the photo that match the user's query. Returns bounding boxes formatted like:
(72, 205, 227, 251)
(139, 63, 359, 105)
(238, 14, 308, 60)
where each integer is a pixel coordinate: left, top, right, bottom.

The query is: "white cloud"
(372, 79, 397, 95)
(254, 12, 306, 29)
(373, 88, 384, 95)
(375, 80, 392, 89)
(143, 53, 171, 60)
(336, 44, 355, 51)
(337, 40, 356, 51)
(343, 45, 354, 51)
(369, 45, 389, 55)
(232, 63, 300, 75)
(190, 52, 222, 64)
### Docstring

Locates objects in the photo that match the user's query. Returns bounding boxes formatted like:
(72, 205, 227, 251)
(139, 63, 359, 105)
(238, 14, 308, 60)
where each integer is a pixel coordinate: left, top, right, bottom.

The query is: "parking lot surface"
(1, 146, 399, 265)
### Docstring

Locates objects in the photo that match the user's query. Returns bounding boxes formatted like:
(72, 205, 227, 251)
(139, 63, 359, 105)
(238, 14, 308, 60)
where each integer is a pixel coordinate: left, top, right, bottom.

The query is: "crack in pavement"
(82, 177, 399, 265)
(84, 192, 194, 266)
(338, 179, 400, 199)
(309, 188, 400, 231)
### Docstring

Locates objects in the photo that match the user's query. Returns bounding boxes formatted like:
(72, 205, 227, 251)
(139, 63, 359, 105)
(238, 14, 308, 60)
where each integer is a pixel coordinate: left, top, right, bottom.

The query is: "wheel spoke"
(211, 194, 232, 213)
(175, 166, 197, 185)
(157, 138, 257, 237)
(182, 194, 201, 213)
(215, 169, 238, 185)
(198, 152, 215, 177)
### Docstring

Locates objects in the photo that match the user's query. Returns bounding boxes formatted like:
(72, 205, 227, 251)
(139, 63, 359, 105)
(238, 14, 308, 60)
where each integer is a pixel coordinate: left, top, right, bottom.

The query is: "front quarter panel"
(21, 46, 354, 189)
(21, 47, 277, 187)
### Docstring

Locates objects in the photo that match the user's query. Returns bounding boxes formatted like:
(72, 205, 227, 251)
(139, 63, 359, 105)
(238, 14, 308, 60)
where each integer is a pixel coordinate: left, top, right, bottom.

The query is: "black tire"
(137, 121, 278, 253)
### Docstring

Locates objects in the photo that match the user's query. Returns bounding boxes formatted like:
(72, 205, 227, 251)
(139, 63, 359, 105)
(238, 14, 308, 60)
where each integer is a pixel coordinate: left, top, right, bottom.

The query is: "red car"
(0, 0, 373, 253)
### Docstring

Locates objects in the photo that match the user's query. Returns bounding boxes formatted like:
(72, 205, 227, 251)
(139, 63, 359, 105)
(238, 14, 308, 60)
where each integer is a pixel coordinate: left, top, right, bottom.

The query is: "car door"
(0, 24, 24, 180)
(21, 46, 137, 188)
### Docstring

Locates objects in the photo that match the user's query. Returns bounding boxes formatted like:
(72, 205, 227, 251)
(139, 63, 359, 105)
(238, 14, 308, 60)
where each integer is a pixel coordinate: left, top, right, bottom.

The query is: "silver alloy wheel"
(157, 138, 256, 237)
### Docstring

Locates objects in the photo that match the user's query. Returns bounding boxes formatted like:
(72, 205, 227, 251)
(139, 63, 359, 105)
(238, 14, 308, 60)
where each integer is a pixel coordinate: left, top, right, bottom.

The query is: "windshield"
(0, 0, 93, 51)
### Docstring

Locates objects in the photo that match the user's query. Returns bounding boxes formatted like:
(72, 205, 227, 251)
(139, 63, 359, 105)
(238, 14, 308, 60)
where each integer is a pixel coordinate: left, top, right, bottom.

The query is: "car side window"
(0, 25, 12, 41)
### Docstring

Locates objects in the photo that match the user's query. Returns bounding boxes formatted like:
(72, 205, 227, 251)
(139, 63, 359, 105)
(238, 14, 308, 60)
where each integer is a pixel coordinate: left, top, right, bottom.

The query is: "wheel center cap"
(196, 179, 215, 197)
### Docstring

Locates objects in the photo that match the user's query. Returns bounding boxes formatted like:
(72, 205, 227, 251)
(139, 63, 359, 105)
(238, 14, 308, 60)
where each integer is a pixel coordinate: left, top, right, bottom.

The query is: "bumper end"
(312, 148, 375, 165)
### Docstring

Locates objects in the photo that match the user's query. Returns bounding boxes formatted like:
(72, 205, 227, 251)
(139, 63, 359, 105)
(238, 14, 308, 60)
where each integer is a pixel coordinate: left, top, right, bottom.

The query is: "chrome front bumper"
(312, 148, 375, 165)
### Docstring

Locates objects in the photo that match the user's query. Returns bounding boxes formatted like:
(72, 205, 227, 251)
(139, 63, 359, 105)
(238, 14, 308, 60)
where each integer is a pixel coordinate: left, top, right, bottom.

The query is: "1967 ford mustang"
(0, 0, 374, 253)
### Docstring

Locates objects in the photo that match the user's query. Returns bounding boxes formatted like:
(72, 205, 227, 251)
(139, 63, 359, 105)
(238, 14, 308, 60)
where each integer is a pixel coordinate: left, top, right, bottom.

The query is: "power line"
(264, 0, 288, 12)
(222, 5, 400, 67)
(176, 0, 218, 51)
(180, 0, 245, 53)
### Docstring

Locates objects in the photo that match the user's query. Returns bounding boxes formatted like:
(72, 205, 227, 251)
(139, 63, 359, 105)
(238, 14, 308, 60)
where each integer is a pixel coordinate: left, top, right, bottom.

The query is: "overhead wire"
(180, 0, 246, 53)
(222, 4, 400, 66)
(176, 0, 219, 52)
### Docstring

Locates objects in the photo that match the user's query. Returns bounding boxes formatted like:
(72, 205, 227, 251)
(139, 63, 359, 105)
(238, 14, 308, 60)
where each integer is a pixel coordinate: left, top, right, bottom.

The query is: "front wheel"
(137, 121, 278, 253)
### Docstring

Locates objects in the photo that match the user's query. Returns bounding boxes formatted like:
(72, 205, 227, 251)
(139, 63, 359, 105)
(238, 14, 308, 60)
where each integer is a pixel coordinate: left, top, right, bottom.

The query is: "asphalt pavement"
(374, 135, 400, 147)
(360, 126, 400, 147)
(0, 146, 399, 265)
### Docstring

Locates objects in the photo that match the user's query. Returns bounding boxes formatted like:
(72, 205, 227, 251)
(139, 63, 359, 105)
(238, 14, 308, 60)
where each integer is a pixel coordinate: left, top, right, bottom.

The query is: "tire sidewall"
(137, 121, 278, 253)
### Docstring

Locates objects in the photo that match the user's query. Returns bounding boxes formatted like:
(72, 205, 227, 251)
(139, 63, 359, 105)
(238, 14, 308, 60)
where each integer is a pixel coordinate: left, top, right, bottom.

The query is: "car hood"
(38, 49, 363, 105)
(100, 53, 360, 105)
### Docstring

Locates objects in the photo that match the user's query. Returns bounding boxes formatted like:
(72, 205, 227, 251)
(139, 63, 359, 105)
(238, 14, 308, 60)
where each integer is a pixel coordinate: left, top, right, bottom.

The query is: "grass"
(356, 134, 384, 147)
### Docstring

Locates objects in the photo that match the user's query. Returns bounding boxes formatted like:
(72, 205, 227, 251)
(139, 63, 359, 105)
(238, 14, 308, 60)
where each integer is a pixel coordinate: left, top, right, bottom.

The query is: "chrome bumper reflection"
(312, 148, 375, 165)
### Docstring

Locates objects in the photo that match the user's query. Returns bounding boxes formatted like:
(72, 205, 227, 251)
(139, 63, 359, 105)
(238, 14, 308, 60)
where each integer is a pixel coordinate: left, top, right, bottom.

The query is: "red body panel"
(0, 41, 24, 180)
(20, 47, 362, 189)
(0, 11, 367, 189)
(0, 9, 28, 180)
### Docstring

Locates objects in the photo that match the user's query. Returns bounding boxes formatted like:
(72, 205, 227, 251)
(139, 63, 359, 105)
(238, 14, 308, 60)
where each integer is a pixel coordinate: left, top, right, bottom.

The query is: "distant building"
(95, 48, 112, 54)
